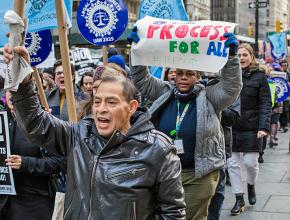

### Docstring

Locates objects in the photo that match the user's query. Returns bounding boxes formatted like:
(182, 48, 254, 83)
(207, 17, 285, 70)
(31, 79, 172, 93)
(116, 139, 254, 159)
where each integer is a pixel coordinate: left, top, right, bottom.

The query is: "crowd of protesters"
(0, 29, 289, 220)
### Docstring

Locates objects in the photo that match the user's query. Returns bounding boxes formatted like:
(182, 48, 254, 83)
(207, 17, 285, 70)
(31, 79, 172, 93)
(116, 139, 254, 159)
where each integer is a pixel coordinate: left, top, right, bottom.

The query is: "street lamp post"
(249, 0, 268, 57)
(254, 0, 259, 57)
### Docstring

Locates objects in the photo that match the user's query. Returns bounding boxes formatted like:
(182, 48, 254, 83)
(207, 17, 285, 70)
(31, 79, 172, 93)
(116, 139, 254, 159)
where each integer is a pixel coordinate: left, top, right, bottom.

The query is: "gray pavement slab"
(221, 130, 290, 220)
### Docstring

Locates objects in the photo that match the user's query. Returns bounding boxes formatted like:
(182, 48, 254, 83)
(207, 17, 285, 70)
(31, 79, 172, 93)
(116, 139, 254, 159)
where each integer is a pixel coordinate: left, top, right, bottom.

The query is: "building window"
(266, 20, 269, 26)
(266, 9, 270, 17)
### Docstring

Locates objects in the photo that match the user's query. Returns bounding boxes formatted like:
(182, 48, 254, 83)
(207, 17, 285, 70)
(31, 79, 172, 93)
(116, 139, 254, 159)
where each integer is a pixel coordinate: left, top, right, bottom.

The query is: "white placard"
(131, 16, 237, 72)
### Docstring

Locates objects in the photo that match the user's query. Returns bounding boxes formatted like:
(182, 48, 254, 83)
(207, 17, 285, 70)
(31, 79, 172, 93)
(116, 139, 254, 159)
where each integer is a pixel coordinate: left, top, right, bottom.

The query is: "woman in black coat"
(227, 43, 272, 216)
(0, 91, 66, 220)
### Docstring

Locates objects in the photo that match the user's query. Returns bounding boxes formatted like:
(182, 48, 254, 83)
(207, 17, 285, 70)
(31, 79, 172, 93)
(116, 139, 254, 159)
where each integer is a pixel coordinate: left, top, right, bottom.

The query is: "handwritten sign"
(0, 111, 16, 195)
(131, 16, 237, 72)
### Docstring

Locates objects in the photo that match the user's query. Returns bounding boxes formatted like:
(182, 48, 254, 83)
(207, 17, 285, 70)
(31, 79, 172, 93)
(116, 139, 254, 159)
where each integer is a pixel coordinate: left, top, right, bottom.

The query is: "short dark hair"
(96, 76, 137, 103)
(279, 59, 288, 66)
(53, 60, 75, 78)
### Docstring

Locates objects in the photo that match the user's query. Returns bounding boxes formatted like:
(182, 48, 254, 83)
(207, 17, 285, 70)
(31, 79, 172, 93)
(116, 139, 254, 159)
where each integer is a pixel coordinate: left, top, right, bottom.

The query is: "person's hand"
(257, 130, 267, 138)
(127, 26, 140, 45)
(5, 155, 22, 169)
(3, 45, 30, 64)
(223, 33, 239, 56)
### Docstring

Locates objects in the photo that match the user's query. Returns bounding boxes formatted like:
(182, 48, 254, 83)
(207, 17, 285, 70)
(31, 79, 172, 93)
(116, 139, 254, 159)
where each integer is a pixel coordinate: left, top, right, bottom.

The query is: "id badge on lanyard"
(172, 101, 190, 155)
(174, 139, 184, 154)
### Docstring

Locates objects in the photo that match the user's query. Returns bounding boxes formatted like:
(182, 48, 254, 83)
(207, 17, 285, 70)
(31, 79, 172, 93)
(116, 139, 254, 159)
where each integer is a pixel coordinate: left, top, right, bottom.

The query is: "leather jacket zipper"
(88, 131, 116, 219)
(133, 201, 137, 220)
(108, 167, 146, 179)
(88, 156, 99, 220)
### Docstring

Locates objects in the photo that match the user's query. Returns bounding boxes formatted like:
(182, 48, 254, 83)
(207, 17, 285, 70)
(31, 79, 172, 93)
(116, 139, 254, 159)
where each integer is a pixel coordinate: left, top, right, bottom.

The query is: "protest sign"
(37, 43, 56, 68)
(0, 112, 16, 195)
(139, 0, 188, 79)
(25, 29, 53, 67)
(131, 16, 237, 72)
(77, 0, 128, 46)
(268, 33, 287, 61)
(70, 48, 94, 83)
(25, 0, 72, 32)
(139, 0, 188, 21)
(0, 1, 14, 47)
(271, 77, 290, 102)
(0, 55, 7, 79)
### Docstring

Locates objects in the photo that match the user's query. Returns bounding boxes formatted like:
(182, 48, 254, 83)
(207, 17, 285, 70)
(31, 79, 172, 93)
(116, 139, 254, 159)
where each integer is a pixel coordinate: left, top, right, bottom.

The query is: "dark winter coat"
(0, 112, 66, 219)
(232, 66, 272, 152)
(46, 85, 87, 121)
(12, 81, 186, 220)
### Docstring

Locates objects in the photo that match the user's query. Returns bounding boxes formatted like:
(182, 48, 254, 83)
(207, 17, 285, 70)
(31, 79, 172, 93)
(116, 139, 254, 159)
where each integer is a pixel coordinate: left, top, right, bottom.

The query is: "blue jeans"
(207, 168, 226, 220)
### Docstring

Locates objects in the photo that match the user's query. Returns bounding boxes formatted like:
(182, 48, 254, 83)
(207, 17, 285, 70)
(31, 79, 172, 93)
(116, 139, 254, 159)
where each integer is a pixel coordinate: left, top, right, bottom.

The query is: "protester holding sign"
(0, 91, 66, 220)
(228, 43, 272, 215)
(3, 45, 186, 220)
(129, 26, 242, 219)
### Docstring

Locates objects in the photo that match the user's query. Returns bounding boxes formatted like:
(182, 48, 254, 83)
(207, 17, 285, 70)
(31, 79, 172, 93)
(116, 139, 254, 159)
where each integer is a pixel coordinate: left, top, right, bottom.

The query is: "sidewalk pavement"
(221, 130, 290, 220)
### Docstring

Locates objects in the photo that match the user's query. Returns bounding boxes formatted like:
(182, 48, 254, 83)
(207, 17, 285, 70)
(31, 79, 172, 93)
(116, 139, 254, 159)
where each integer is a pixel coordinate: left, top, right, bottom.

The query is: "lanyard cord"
(175, 101, 191, 138)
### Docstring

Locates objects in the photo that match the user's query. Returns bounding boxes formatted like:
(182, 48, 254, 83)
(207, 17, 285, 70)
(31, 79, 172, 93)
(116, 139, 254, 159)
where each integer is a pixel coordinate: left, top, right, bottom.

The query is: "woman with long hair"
(228, 43, 272, 215)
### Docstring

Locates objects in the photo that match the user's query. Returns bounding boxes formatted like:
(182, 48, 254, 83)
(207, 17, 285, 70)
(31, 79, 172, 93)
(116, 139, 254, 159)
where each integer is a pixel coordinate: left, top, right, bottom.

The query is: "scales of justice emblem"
(77, 0, 128, 46)
(85, 0, 119, 38)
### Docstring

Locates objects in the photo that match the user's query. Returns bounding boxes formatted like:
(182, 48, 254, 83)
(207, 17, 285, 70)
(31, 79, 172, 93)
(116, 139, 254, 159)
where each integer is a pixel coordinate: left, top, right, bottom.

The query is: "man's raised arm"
(4, 45, 75, 156)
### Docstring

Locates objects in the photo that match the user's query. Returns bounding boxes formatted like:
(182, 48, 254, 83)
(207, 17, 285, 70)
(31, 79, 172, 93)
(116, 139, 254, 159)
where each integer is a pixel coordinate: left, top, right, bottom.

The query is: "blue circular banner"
(25, 29, 53, 67)
(271, 77, 290, 102)
(77, 0, 128, 46)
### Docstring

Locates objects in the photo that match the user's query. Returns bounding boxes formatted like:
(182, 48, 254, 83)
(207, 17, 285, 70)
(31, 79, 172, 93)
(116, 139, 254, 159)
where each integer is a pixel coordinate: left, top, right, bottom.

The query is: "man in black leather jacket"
(3, 45, 186, 220)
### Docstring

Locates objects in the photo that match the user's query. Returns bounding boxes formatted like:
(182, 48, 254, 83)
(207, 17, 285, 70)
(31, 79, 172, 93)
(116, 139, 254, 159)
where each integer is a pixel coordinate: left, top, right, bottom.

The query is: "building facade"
(210, 0, 268, 39)
(265, 0, 289, 32)
(184, 0, 211, 20)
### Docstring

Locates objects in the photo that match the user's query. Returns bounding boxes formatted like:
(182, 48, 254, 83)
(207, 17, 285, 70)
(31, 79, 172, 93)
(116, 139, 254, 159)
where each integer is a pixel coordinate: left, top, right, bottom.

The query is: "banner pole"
(14, 0, 25, 17)
(102, 46, 108, 66)
(32, 67, 49, 110)
(55, 0, 77, 122)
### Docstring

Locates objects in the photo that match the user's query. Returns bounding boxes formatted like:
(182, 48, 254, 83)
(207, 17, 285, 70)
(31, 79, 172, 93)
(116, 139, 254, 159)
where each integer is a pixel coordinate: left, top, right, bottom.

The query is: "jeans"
(207, 168, 226, 220)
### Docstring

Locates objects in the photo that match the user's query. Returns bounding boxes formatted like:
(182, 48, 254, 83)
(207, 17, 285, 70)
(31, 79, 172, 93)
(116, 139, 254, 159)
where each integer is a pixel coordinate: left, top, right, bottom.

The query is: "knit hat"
(108, 55, 126, 70)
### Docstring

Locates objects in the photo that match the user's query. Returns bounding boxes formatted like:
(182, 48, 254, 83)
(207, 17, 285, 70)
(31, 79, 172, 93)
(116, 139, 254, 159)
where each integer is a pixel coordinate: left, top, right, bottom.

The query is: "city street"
(221, 131, 290, 220)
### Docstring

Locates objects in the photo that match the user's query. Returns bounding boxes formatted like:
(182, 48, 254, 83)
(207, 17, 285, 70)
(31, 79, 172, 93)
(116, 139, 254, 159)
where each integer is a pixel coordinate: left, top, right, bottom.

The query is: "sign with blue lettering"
(77, 0, 128, 46)
(271, 77, 290, 102)
(25, 29, 53, 67)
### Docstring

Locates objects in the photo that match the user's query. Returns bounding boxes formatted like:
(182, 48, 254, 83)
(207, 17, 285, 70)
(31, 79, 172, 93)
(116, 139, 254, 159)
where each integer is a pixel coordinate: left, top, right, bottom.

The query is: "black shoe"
(273, 142, 278, 146)
(283, 128, 288, 133)
(231, 194, 245, 215)
(274, 137, 278, 141)
(258, 155, 264, 163)
(248, 184, 256, 205)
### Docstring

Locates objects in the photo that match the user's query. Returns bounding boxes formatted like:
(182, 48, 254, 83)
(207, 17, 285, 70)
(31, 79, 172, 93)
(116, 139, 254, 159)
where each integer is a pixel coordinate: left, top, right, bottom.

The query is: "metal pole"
(254, 0, 259, 57)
